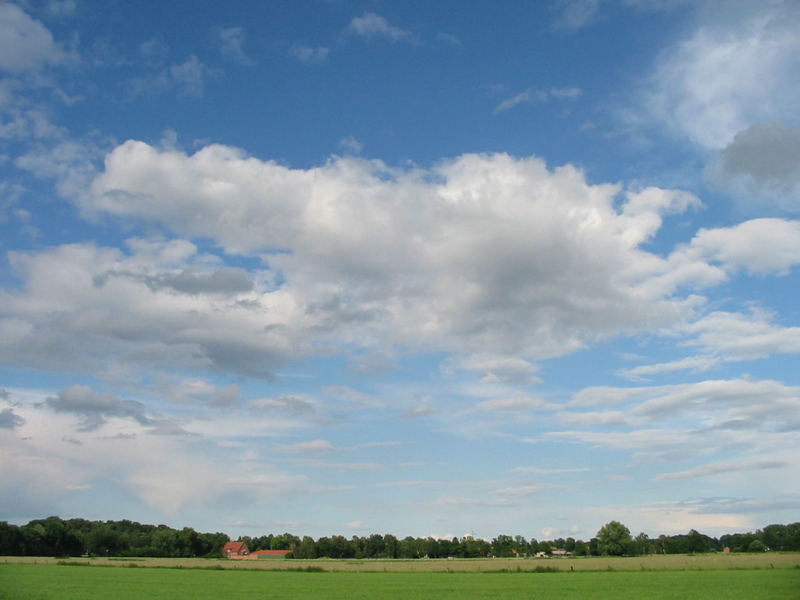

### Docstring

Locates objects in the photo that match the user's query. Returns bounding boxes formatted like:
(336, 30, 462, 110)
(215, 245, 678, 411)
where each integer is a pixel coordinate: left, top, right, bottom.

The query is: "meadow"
(2, 552, 799, 572)
(1, 562, 800, 600)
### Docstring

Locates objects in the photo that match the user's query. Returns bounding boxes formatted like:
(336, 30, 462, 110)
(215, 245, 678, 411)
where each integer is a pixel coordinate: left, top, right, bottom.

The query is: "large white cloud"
(0, 386, 317, 520)
(688, 218, 800, 275)
(0, 3, 62, 72)
(644, 2, 800, 149)
(84, 141, 709, 361)
(618, 304, 800, 380)
(0, 238, 303, 378)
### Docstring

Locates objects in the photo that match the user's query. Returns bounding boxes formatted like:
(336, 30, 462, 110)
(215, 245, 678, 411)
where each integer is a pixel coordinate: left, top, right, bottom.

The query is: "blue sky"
(1, 0, 799, 542)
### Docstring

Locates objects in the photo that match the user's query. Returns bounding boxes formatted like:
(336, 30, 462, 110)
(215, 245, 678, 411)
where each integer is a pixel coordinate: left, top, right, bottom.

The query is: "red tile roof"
(223, 541, 248, 554)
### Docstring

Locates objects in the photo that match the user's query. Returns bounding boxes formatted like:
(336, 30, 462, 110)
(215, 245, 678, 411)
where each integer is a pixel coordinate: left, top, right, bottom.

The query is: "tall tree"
(596, 521, 633, 556)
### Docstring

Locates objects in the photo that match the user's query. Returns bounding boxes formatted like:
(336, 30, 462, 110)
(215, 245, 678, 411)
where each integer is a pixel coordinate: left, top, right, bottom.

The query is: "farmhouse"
(222, 541, 249, 558)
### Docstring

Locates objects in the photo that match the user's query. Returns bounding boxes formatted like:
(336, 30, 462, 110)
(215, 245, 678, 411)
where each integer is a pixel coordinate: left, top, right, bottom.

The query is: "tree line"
(1, 516, 798, 558)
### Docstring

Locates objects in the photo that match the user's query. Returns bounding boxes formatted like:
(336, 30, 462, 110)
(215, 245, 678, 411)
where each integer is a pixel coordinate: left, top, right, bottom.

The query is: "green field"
(1, 563, 799, 600)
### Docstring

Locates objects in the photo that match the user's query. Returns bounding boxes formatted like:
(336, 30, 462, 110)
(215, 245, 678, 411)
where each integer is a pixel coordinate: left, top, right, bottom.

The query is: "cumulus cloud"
(346, 13, 412, 43)
(0, 3, 62, 72)
(86, 142, 709, 360)
(688, 218, 800, 275)
(15, 138, 104, 199)
(149, 267, 254, 295)
(0, 407, 25, 429)
(43, 384, 152, 431)
(709, 123, 800, 211)
(643, 3, 800, 149)
(0, 239, 297, 378)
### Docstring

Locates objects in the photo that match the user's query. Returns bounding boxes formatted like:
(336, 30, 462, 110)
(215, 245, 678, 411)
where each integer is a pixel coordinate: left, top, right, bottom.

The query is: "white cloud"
(643, 3, 800, 149)
(557, 410, 632, 426)
(655, 459, 788, 482)
(403, 405, 435, 419)
(684, 309, 800, 357)
(548, 377, 800, 472)
(553, 0, 601, 32)
(0, 3, 62, 72)
(493, 87, 581, 115)
(86, 142, 708, 360)
(126, 56, 216, 98)
(0, 391, 310, 518)
(476, 396, 555, 412)
(0, 239, 302, 378)
(44, 1, 77, 18)
(338, 135, 363, 155)
(444, 354, 540, 385)
(688, 218, 800, 275)
(218, 27, 254, 65)
(510, 466, 590, 475)
(44, 384, 153, 431)
(250, 395, 316, 415)
(290, 45, 329, 64)
(15, 138, 103, 198)
(278, 439, 337, 453)
(492, 484, 549, 498)
(346, 13, 413, 43)
(436, 33, 461, 46)
(618, 355, 721, 380)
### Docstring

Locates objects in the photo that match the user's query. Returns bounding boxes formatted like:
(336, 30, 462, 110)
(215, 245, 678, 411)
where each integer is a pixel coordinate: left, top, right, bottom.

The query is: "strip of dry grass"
(2, 553, 799, 572)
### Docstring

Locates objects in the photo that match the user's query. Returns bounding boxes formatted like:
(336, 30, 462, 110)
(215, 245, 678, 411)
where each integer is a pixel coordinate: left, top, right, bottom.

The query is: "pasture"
(2, 552, 800, 571)
(1, 562, 799, 600)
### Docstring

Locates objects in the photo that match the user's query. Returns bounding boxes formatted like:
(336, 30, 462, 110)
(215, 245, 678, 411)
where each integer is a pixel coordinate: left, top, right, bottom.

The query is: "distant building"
(222, 541, 250, 558)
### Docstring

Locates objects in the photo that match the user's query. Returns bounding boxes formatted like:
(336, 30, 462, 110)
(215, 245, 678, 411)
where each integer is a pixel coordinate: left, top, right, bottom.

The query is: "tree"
(596, 521, 633, 556)
(634, 532, 650, 556)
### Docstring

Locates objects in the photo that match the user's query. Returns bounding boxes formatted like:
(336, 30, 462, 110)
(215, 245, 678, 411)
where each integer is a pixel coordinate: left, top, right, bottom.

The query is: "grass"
(1, 563, 799, 599)
(3, 552, 800, 572)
